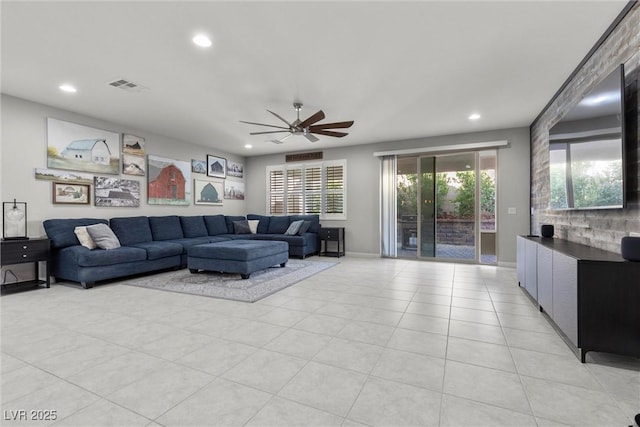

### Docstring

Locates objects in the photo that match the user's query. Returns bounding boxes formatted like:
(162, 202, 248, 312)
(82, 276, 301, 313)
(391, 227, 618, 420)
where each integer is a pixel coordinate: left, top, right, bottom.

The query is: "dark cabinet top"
(520, 235, 626, 262)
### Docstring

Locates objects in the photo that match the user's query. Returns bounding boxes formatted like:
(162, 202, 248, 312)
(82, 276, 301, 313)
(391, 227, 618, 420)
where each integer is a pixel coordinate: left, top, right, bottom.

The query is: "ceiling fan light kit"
(240, 102, 354, 144)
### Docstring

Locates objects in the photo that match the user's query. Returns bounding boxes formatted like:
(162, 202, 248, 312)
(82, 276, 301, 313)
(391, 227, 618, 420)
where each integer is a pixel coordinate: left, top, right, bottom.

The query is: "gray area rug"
(123, 259, 336, 302)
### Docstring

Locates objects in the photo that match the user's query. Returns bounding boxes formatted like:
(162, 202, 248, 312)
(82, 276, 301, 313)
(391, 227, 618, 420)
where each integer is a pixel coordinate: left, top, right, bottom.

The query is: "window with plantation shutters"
(265, 160, 346, 220)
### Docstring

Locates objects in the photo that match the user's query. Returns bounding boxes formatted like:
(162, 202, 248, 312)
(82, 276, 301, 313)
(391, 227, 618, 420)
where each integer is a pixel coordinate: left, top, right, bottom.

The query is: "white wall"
(246, 127, 530, 264)
(1, 94, 530, 268)
(1, 95, 247, 239)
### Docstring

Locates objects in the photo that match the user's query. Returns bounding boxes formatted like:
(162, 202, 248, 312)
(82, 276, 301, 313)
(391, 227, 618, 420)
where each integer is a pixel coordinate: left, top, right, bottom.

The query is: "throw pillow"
(233, 220, 252, 234)
(74, 226, 97, 249)
(297, 220, 312, 235)
(284, 220, 305, 236)
(85, 223, 121, 250)
(247, 220, 260, 234)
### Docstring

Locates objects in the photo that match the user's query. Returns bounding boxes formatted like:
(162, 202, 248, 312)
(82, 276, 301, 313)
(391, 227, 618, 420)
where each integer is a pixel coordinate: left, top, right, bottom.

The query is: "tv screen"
(548, 64, 625, 210)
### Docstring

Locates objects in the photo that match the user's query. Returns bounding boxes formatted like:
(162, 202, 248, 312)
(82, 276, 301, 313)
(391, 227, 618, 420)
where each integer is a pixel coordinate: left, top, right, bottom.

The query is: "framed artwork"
(207, 155, 226, 179)
(94, 177, 140, 207)
(147, 155, 191, 205)
(35, 168, 93, 185)
(224, 181, 245, 200)
(122, 134, 145, 156)
(227, 161, 244, 178)
(47, 118, 120, 175)
(191, 159, 207, 174)
(122, 153, 146, 176)
(194, 179, 223, 205)
(52, 182, 91, 205)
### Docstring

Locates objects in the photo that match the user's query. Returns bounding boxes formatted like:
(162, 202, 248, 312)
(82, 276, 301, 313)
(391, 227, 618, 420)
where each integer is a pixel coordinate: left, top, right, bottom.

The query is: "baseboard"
(345, 251, 379, 258)
(498, 261, 516, 268)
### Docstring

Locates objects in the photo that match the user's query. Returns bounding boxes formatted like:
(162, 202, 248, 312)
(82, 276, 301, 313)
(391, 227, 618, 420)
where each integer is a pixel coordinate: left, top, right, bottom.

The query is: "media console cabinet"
(516, 235, 639, 362)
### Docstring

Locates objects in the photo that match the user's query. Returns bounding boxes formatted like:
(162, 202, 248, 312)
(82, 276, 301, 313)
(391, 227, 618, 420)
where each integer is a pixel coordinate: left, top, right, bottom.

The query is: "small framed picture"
(52, 182, 91, 205)
(191, 159, 207, 174)
(207, 155, 226, 179)
(194, 179, 223, 205)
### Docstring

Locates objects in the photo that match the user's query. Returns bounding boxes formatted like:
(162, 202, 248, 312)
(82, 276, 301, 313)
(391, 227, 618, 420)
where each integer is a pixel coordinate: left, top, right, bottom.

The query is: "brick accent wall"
(530, 3, 640, 254)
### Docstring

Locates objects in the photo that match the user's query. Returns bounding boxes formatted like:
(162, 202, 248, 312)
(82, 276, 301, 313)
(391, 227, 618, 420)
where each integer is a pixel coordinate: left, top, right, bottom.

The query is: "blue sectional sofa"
(43, 214, 321, 288)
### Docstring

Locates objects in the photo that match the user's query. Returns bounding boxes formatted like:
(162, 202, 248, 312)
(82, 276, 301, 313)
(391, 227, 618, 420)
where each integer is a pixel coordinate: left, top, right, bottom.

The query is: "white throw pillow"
(247, 220, 259, 234)
(74, 226, 97, 249)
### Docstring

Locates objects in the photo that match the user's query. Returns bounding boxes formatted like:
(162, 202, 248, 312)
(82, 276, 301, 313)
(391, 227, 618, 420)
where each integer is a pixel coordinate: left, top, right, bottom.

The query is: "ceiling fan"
(240, 102, 354, 143)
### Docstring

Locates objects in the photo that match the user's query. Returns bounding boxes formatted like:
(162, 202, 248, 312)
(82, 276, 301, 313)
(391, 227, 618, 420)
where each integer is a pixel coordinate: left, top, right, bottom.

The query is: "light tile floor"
(1, 256, 638, 426)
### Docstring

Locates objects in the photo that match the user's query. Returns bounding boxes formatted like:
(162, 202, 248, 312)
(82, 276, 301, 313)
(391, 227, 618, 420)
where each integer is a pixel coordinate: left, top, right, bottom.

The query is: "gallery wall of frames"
(35, 118, 245, 210)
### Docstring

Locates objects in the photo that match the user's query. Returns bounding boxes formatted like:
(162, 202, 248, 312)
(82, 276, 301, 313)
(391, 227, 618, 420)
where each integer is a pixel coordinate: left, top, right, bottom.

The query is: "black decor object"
(621, 236, 640, 261)
(2, 199, 28, 240)
(541, 224, 554, 238)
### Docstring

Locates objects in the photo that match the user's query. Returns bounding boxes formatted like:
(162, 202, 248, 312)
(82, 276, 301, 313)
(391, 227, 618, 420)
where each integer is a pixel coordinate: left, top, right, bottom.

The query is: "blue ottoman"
(188, 240, 289, 279)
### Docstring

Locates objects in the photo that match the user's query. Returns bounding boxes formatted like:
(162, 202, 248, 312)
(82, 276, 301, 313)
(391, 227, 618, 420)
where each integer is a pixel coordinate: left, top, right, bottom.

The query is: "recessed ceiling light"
(244, 144, 253, 149)
(469, 113, 481, 120)
(59, 84, 77, 93)
(192, 34, 212, 48)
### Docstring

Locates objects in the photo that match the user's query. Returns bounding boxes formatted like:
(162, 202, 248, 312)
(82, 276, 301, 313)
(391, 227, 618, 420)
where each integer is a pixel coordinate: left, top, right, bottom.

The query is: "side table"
(1, 238, 51, 292)
(319, 227, 345, 257)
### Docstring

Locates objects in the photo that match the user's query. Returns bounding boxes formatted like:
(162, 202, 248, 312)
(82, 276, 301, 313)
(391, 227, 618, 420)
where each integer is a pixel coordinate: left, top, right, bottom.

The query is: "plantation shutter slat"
(325, 164, 344, 215)
(286, 168, 303, 214)
(268, 169, 284, 214)
(305, 166, 322, 214)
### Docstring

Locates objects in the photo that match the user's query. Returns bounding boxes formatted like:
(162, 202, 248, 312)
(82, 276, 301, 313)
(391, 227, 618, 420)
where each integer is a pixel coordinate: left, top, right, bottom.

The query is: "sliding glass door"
(395, 150, 496, 263)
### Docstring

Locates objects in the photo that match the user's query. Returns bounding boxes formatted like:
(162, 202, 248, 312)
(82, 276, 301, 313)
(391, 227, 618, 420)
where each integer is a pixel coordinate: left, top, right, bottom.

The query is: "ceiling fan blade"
(267, 110, 293, 127)
(310, 129, 349, 138)
(298, 110, 325, 129)
(250, 130, 290, 135)
(240, 120, 290, 130)
(304, 133, 319, 143)
(270, 134, 292, 144)
(309, 120, 354, 130)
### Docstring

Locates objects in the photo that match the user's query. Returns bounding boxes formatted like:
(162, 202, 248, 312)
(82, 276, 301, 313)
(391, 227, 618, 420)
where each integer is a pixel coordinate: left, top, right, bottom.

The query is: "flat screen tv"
(548, 64, 625, 210)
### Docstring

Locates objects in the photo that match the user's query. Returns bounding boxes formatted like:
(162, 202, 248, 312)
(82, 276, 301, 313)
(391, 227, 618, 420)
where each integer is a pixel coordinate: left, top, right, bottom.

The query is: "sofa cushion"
(233, 220, 252, 234)
(289, 215, 320, 233)
(179, 216, 208, 238)
(149, 216, 184, 241)
(86, 224, 121, 250)
(246, 214, 271, 234)
(130, 241, 183, 260)
(61, 245, 147, 267)
(254, 234, 305, 247)
(284, 220, 304, 236)
(225, 215, 246, 234)
(267, 216, 290, 234)
(203, 215, 228, 236)
(247, 220, 259, 234)
(43, 218, 108, 249)
(164, 237, 211, 254)
(297, 221, 312, 235)
(110, 216, 153, 246)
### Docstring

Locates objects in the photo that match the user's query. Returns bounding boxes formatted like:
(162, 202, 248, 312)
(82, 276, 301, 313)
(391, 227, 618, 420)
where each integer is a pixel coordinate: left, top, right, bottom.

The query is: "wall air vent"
(107, 79, 147, 92)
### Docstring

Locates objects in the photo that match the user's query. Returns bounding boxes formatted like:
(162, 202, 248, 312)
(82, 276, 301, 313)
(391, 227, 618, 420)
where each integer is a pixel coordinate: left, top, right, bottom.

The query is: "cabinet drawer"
(1, 240, 50, 264)
(319, 228, 340, 241)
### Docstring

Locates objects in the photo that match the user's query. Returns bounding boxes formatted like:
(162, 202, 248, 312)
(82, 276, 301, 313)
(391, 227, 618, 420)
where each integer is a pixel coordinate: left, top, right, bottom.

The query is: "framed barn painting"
(122, 153, 146, 176)
(191, 159, 207, 174)
(47, 118, 120, 175)
(122, 134, 145, 156)
(227, 161, 244, 178)
(194, 179, 223, 206)
(94, 177, 140, 207)
(224, 180, 245, 200)
(35, 168, 93, 185)
(52, 182, 91, 205)
(147, 155, 191, 205)
(207, 155, 226, 179)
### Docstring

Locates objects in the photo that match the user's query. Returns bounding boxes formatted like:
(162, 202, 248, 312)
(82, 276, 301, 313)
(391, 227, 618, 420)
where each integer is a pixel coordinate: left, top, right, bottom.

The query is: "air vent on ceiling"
(107, 78, 147, 92)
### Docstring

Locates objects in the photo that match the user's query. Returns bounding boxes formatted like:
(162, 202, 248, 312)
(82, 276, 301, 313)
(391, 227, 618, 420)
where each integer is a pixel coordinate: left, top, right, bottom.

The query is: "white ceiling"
(1, 1, 628, 157)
